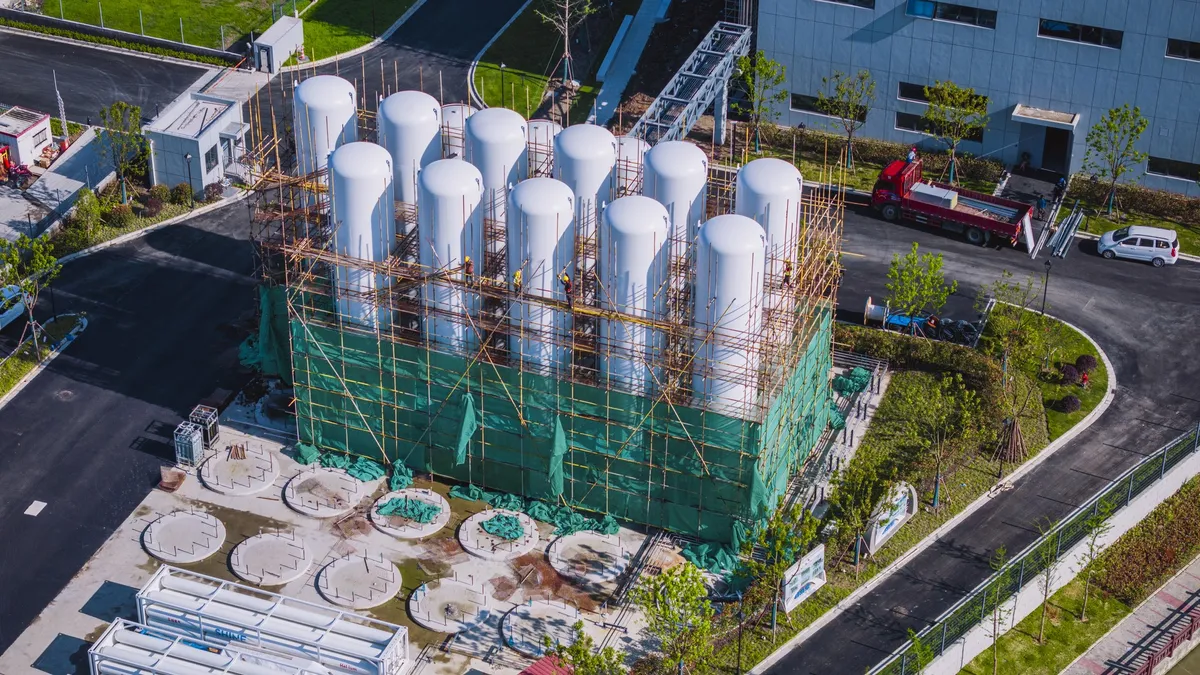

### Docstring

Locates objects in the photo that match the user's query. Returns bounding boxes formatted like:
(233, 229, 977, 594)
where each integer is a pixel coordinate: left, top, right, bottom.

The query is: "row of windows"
(894, 112, 985, 142)
(790, 94, 868, 121)
(906, 0, 996, 29)
(1147, 156, 1200, 181)
(896, 81, 988, 108)
(1037, 19, 1123, 49)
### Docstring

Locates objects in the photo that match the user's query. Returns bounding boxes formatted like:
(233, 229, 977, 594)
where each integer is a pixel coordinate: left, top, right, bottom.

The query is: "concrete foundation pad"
(371, 489, 451, 539)
(459, 510, 540, 561)
(199, 443, 280, 496)
(317, 550, 403, 610)
(141, 511, 226, 564)
(548, 531, 632, 594)
(283, 467, 367, 518)
(502, 599, 585, 657)
(229, 531, 313, 585)
(409, 578, 493, 634)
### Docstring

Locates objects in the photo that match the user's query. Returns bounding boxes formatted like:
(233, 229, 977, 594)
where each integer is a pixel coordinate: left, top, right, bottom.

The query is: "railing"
(870, 423, 1200, 675)
(1131, 610, 1200, 675)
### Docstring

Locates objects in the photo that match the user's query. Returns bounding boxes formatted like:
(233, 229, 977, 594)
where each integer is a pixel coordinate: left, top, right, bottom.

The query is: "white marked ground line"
(24, 501, 47, 516)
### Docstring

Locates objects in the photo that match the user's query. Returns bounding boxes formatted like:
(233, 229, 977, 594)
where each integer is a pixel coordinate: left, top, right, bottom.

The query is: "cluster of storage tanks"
(292, 75, 804, 417)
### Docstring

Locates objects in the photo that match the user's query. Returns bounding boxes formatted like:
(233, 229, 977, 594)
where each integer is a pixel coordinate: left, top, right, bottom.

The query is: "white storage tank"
(293, 75, 357, 177)
(693, 214, 766, 417)
(599, 196, 669, 396)
(418, 159, 484, 352)
(440, 103, 476, 159)
(554, 123, 616, 227)
(527, 119, 562, 177)
(507, 178, 575, 374)
(735, 158, 803, 287)
(378, 90, 442, 208)
(644, 140, 707, 262)
(465, 107, 528, 222)
(613, 136, 649, 198)
(330, 142, 394, 329)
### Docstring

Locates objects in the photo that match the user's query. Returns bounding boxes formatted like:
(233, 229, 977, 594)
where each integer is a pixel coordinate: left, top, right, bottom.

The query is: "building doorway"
(1042, 127, 1071, 174)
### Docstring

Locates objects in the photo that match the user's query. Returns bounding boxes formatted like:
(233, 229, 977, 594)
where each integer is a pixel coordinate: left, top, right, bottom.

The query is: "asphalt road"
(0, 30, 208, 122)
(0, 203, 255, 654)
(766, 208, 1200, 674)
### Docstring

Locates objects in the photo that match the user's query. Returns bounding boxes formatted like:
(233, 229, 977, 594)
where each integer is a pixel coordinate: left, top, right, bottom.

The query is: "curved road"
(766, 208, 1200, 674)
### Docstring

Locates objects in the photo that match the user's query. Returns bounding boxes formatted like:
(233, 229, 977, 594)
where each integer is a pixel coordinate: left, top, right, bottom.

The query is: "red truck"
(871, 159, 1036, 251)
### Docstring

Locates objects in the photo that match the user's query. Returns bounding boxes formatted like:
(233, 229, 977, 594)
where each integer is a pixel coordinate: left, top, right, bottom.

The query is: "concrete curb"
(57, 191, 250, 267)
(280, 0, 428, 73)
(467, 0, 534, 110)
(748, 310, 1118, 675)
(0, 24, 220, 70)
(0, 314, 89, 413)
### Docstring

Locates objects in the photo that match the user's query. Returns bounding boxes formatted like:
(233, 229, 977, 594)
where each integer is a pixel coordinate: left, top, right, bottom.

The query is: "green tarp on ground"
(347, 456, 386, 481)
(481, 513, 524, 540)
(296, 443, 321, 465)
(681, 541, 739, 575)
(376, 496, 441, 523)
(833, 366, 871, 397)
(829, 401, 846, 431)
(525, 501, 619, 536)
(448, 484, 524, 511)
(390, 463, 414, 491)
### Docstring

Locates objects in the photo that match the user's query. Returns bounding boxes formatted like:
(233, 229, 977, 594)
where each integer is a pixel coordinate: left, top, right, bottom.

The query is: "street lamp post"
(1041, 260, 1051, 315)
(184, 153, 195, 208)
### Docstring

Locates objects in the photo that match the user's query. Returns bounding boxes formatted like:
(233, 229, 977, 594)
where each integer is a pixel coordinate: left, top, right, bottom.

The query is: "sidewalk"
(590, 0, 666, 126)
(1064, 554, 1200, 675)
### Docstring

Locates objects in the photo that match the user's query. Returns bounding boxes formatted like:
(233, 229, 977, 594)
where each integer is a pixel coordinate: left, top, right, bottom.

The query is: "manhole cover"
(55, 390, 75, 401)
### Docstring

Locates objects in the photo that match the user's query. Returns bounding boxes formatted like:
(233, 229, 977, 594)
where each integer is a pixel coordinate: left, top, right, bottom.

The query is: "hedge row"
(1067, 174, 1200, 224)
(760, 126, 1006, 185)
(1094, 476, 1200, 606)
(0, 17, 230, 66)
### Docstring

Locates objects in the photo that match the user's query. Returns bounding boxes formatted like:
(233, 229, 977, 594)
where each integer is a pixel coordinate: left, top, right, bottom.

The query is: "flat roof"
(255, 15, 301, 46)
(0, 105, 50, 138)
(1011, 104, 1079, 130)
(147, 95, 232, 139)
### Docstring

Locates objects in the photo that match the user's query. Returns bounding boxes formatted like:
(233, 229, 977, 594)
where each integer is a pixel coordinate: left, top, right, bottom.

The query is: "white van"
(1097, 226, 1179, 267)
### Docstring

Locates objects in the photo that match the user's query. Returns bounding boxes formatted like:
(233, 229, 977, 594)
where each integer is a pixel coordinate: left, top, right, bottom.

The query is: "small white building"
(252, 15, 303, 75)
(0, 105, 52, 167)
(144, 92, 248, 194)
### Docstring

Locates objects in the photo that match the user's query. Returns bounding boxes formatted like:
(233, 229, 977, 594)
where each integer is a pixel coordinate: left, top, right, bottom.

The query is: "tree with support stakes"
(1073, 500, 1115, 623)
(815, 69, 875, 170)
(1033, 517, 1064, 645)
(632, 562, 714, 675)
(0, 234, 62, 358)
(543, 620, 625, 675)
(739, 497, 817, 638)
(536, 0, 597, 86)
(1083, 103, 1148, 217)
(984, 545, 1013, 675)
(904, 627, 935, 674)
(885, 242, 957, 320)
(921, 80, 988, 185)
(732, 51, 787, 154)
(98, 101, 149, 205)
(828, 454, 894, 582)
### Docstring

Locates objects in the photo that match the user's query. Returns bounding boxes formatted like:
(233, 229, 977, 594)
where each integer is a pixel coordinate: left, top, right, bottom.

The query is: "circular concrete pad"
(459, 510, 540, 561)
(317, 550, 403, 609)
(142, 511, 226, 564)
(503, 600, 584, 657)
(548, 531, 633, 593)
(409, 579, 492, 634)
(199, 445, 280, 496)
(283, 467, 364, 518)
(371, 489, 451, 539)
(230, 531, 313, 585)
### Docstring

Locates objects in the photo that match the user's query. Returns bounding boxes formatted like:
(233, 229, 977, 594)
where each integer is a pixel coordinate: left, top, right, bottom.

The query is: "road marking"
(24, 501, 47, 516)
(1083, 297, 1095, 313)
(842, 251, 866, 258)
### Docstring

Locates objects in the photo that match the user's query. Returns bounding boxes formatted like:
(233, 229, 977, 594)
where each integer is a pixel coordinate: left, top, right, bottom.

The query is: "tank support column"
(713, 81, 728, 147)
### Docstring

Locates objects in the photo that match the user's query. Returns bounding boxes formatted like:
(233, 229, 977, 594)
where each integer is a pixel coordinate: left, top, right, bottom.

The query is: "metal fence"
(869, 422, 1200, 675)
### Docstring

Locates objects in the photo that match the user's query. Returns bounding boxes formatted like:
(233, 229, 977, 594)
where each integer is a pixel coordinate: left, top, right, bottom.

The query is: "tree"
(72, 187, 102, 238)
(1033, 518, 1064, 644)
(632, 562, 714, 674)
(732, 51, 788, 152)
(886, 242, 958, 319)
(1074, 500, 1115, 623)
(921, 81, 988, 184)
(544, 620, 626, 675)
(1083, 104, 1148, 216)
(536, 0, 597, 84)
(816, 69, 875, 170)
(905, 628, 935, 674)
(741, 497, 818, 636)
(0, 234, 62, 356)
(890, 372, 983, 512)
(984, 545, 1013, 675)
(99, 101, 149, 204)
(827, 452, 894, 580)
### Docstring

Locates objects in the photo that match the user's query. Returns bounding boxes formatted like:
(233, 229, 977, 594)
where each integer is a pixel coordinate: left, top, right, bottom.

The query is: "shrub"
(142, 197, 164, 218)
(204, 183, 224, 202)
(107, 203, 134, 227)
(170, 183, 194, 205)
(1067, 174, 1200, 224)
(1060, 364, 1080, 385)
(1075, 354, 1098, 374)
(148, 184, 171, 203)
(1058, 395, 1081, 413)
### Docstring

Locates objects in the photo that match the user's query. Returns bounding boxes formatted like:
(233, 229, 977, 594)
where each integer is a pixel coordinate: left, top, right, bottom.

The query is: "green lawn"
(748, 145, 996, 194)
(51, 0, 299, 49)
(295, 0, 418, 63)
(0, 315, 82, 397)
(50, 201, 191, 258)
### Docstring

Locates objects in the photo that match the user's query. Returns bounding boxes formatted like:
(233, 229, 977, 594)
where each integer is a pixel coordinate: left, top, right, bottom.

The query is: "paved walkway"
(590, 0, 666, 126)
(1065, 554, 1200, 675)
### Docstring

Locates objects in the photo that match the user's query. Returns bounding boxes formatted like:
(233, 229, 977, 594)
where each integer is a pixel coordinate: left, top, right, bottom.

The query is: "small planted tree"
(72, 187, 102, 238)
(536, 0, 597, 84)
(891, 372, 983, 512)
(544, 620, 626, 675)
(742, 497, 818, 635)
(828, 452, 894, 580)
(1033, 519, 1064, 644)
(921, 80, 988, 184)
(733, 51, 788, 153)
(905, 628, 935, 674)
(98, 101, 149, 204)
(1074, 501, 1115, 622)
(977, 270, 1050, 373)
(632, 562, 714, 674)
(1083, 104, 1148, 216)
(816, 69, 875, 169)
(886, 242, 958, 319)
(0, 234, 63, 355)
(984, 545, 1012, 675)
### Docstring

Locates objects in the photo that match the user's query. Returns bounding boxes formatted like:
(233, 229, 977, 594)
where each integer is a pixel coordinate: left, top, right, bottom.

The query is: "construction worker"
(463, 256, 474, 284)
(559, 270, 573, 307)
(512, 269, 523, 295)
(781, 260, 793, 289)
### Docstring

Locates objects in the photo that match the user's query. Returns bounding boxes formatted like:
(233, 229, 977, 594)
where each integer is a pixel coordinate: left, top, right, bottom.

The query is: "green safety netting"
(249, 285, 292, 384)
(390, 463, 414, 491)
(455, 393, 478, 466)
(481, 513, 524, 540)
(829, 401, 846, 431)
(833, 366, 871, 397)
(296, 443, 321, 465)
(548, 418, 567, 499)
(448, 484, 525, 511)
(376, 496, 441, 523)
(347, 456, 386, 482)
(680, 541, 739, 575)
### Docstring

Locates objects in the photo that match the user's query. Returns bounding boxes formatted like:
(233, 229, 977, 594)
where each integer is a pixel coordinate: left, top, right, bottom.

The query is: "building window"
(31, 129, 48, 146)
(897, 81, 988, 108)
(896, 111, 984, 142)
(790, 93, 866, 121)
(1146, 156, 1200, 181)
(1038, 19, 1123, 49)
(204, 145, 219, 173)
(907, 0, 996, 29)
(1166, 38, 1200, 61)
(816, 0, 875, 8)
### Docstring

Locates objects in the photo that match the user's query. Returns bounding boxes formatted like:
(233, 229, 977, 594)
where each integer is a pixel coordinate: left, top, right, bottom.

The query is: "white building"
(0, 105, 52, 167)
(144, 92, 248, 194)
(252, 15, 304, 75)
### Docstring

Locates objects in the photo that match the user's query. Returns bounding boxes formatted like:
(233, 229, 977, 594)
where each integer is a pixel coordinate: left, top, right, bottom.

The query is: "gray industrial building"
(759, 0, 1200, 195)
(144, 92, 247, 195)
